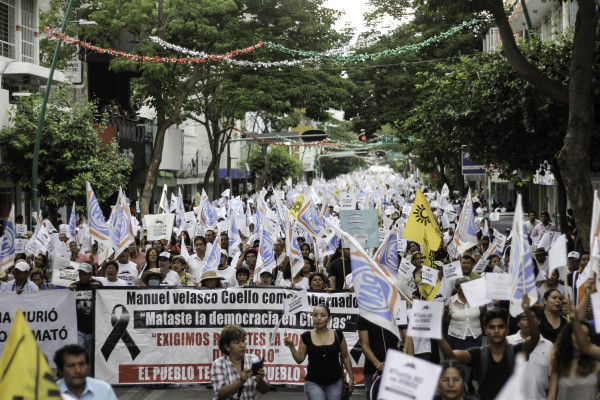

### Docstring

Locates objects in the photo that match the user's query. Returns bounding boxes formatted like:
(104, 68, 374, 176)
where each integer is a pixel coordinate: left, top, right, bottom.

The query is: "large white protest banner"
(95, 288, 363, 386)
(144, 213, 175, 241)
(0, 290, 77, 368)
(377, 349, 442, 400)
(407, 300, 442, 339)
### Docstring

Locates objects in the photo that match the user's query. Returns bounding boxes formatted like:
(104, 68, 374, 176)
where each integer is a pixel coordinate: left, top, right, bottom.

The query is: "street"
(114, 385, 366, 399)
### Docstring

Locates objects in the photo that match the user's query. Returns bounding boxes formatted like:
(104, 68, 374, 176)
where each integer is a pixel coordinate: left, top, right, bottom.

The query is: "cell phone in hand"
(251, 358, 264, 375)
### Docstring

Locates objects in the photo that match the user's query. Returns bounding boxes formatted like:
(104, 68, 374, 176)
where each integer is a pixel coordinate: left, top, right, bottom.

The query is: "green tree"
(0, 85, 131, 209)
(320, 156, 367, 180)
(247, 146, 303, 186)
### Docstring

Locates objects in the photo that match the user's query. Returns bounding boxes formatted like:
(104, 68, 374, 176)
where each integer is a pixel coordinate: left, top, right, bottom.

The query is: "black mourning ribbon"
(101, 304, 141, 361)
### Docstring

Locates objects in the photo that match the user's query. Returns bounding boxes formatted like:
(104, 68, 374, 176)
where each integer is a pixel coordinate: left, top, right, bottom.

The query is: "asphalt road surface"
(114, 385, 366, 399)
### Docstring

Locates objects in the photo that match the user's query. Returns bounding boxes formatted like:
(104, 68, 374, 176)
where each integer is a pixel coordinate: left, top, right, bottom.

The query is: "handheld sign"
(490, 212, 500, 221)
(591, 293, 600, 334)
(377, 349, 442, 400)
(407, 300, 443, 339)
(548, 234, 568, 272)
(14, 238, 27, 254)
(485, 273, 512, 300)
(395, 300, 408, 326)
(461, 278, 490, 307)
(15, 223, 27, 235)
(443, 261, 462, 281)
(340, 194, 356, 211)
(283, 288, 309, 316)
(420, 266, 437, 286)
(398, 259, 416, 280)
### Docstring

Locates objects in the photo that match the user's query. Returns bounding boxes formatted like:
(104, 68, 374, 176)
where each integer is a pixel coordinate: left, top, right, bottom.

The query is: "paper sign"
(407, 300, 443, 339)
(14, 238, 27, 254)
(397, 239, 407, 254)
(59, 224, 69, 234)
(495, 234, 507, 254)
(378, 349, 442, 400)
(398, 259, 416, 280)
(283, 288, 309, 316)
(50, 258, 80, 287)
(591, 293, 600, 334)
(538, 231, 558, 251)
(217, 221, 229, 234)
(473, 258, 490, 274)
(340, 195, 356, 211)
(421, 266, 437, 286)
(461, 278, 490, 307)
(339, 209, 379, 248)
(15, 224, 27, 235)
(485, 273, 512, 300)
(441, 214, 451, 229)
(549, 234, 568, 272)
(594, 237, 600, 260)
(378, 228, 387, 244)
(402, 204, 412, 216)
(144, 213, 175, 241)
(395, 300, 408, 326)
(490, 212, 500, 221)
(443, 261, 462, 281)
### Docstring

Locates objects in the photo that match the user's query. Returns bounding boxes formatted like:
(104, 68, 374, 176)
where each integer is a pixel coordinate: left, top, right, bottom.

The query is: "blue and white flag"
(296, 190, 322, 236)
(202, 229, 221, 274)
(287, 221, 305, 279)
(175, 188, 185, 229)
(453, 188, 478, 250)
(326, 219, 402, 338)
(255, 225, 276, 282)
(86, 181, 112, 264)
(255, 195, 267, 235)
(374, 226, 399, 279)
(508, 194, 538, 316)
(0, 204, 15, 273)
(199, 189, 217, 229)
(68, 202, 77, 240)
(110, 192, 134, 258)
(229, 215, 242, 252)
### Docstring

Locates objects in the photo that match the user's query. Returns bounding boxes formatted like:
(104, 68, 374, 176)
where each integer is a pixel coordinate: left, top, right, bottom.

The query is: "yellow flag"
(193, 190, 201, 207)
(289, 193, 305, 220)
(403, 188, 442, 266)
(0, 309, 62, 399)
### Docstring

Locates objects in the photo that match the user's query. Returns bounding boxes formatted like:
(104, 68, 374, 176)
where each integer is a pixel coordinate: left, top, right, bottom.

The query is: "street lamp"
(31, 0, 95, 226)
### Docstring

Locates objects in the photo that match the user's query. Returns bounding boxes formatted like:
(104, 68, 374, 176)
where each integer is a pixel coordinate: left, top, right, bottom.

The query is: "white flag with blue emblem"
(175, 188, 185, 229)
(255, 225, 277, 282)
(86, 181, 113, 264)
(509, 195, 538, 316)
(0, 204, 15, 274)
(110, 191, 134, 258)
(453, 188, 478, 250)
(296, 190, 322, 236)
(202, 229, 221, 274)
(374, 226, 399, 280)
(68, 202, 77, 240)
(199, 189, 217, 229)
(326, 219, 403, 338)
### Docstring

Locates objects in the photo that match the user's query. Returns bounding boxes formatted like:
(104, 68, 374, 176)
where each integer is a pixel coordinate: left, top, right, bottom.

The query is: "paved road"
(114, 386, 366, 399)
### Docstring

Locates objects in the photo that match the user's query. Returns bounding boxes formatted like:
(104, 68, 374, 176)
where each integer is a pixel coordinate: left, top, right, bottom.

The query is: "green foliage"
(0, 85, 131, 207)
(247, 146, 303, 186)
(320, 156, 367, 180)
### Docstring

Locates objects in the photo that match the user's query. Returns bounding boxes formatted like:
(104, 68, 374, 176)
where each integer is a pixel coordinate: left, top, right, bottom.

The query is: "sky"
(323, 0, 401, 36)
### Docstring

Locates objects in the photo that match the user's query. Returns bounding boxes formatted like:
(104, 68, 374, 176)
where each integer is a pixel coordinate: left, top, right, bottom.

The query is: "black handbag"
(334, 330, 351, 400)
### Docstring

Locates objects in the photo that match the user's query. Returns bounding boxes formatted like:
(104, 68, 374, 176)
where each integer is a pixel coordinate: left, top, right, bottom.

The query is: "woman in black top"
(284, 305, 355, 399)
(539, 288, 567, 343)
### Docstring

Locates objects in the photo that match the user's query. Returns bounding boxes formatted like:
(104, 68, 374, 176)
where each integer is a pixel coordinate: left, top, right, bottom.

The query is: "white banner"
(0, 290, 77, 368)
(94, 288, 363, 385)
(143, 213, 175, 241)
(51, 259, 81, 287)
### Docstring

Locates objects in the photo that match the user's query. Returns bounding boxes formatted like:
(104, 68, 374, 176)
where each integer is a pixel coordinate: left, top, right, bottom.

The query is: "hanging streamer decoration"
(43, 27, 264, 64)
(224, 122, 352, 148)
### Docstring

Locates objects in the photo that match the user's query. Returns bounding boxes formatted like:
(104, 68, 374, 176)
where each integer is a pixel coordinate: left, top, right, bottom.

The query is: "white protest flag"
(158, 184, 169, 213)
(68, 202, 77, 240)
(548, 234, 568, 272)
(373, 226, 399, 280)
(228, 214, 242, 254)
(274, 194, 290, 231)
(0, 204, 16, 273)
(495, 354, 528, 400)
(109, 191, 134, 258)
(296, 189, 323, 236)
(255, 224, 277, 282)
(326, 219, 405, 339)
(170, 192, 177, 213)
(287, 221, 305, 279)
(175, 188, 185, 229)
(254, 194, 267, 234)
(589, 191, 600, 292)
(180, 237, 190, 260)
(86, 181, 113, 264)
(441, 183, 450, 198)
(202, 229, 221, 274)
(452, 188, 478, 251)
(508, 195, 538, 316)
(198, 188, 217, 230)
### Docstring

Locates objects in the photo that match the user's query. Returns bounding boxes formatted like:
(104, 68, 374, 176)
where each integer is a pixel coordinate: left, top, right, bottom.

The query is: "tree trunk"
(140, 120, 169, 217)
(256, 144, 270, 190)
(453, 155, 463, 197)
(552, 159, 568, 234)
(556, 0, 597, 250)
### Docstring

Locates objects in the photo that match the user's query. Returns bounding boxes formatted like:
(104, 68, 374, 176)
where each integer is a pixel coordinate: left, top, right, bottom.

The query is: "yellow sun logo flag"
(288, 192, 305, 220)
(403, 188, 442, 267)
(0, 309, 62, 399)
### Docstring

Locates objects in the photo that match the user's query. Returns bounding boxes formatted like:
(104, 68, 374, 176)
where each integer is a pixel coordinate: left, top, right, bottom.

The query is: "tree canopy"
(247, 146, 303, 186)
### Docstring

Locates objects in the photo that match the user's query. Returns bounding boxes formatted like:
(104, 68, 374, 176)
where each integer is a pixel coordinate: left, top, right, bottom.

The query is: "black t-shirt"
(72, 280, 101, 334)
(329, 258, 351, 290)
(357, 316, 399, 375)
(467, 343, 522, 400)
(538, 311, 567, 343)
(302, 329, 344, 385)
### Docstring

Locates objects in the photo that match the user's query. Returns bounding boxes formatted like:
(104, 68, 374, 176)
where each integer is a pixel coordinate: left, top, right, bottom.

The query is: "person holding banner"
(211, 324, 269, 400)
(284, 305, 355, 400)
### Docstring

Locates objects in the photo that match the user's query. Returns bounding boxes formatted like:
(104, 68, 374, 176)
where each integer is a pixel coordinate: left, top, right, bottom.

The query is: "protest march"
(2, 168, 600, 400)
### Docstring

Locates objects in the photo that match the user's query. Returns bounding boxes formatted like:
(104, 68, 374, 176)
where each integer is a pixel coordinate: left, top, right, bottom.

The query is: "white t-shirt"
(188, 253, 208, 281)
(161, 270, 181, 286)
(279, 277, 309, 289)
(117, 261, 139, 286)
(96, 277, 128, 287)
(216, 266, 237, 288)
(507, 332, 552, 399)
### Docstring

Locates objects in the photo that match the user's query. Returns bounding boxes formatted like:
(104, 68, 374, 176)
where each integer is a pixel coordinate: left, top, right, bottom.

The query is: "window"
(0, 0, 15, 59)
(21, 0, 34, 63)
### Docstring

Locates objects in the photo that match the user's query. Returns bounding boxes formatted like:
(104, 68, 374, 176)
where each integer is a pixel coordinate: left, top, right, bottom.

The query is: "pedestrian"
(433, 360, 476, 400)
(284, 305, 355, 400)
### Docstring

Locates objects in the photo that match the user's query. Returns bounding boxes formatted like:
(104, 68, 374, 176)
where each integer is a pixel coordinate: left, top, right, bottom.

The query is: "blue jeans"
(364, 374, 374, 400)
(305, 378, 342, 400)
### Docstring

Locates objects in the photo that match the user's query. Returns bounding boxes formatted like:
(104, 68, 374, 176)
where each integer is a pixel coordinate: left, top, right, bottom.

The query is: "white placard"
(593, 237, 600, 260)
(485, 273, 512, 300)
(443, 261, 462, 281)
(407, 300, 443, 339)
(59, 224, 69, 234)
(340, 195, 356, 210)
(398, 259, 416, 280)
(15, 223, 27, 235)
(51, 259, 81, 287)
(397, 239, 407, 254)
(378, 349, 442, 400)
(181, 211, 196, 237)
(538, 231, 558, 251)
(14, 238, 27, 254)
(143, 213, 175, 241)
(441, 214, 451, 229)
(461, 278, 490, 307)
(591, 292, 600, 333)
(395, 300, 408, 326)
(490, 212, 500, 221)
(473, 258, 490, 274)
(495, 234, 507, 254)
(217, 221, 229, 234)
(549, 234, 568, 272)
(283, 288, 309, 316)
(402, 204, 413, 216)
(378, 228, 387, 244)
(420, 266, 437, 286)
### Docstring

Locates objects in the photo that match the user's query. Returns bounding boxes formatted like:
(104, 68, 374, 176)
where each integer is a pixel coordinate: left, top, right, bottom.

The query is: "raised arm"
(566, 300, 600, 361)
(576, 279, 595, 321)
(521, 293, 540, 357)
(437, 337, 472, 364)
(283, 336, 308, 364)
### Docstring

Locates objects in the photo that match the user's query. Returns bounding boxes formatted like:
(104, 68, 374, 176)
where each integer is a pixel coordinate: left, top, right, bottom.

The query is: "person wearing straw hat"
(140, 268, 166, 287)
(200, 270, 225, 288)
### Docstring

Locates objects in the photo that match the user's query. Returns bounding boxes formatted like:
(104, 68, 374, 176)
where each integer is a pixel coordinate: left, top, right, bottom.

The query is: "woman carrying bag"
(284, 305, 355, 400)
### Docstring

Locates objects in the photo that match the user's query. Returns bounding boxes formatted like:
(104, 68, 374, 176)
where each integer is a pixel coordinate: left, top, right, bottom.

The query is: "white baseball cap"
(14, 261, 31, 272)
(568, 251, 581, 259)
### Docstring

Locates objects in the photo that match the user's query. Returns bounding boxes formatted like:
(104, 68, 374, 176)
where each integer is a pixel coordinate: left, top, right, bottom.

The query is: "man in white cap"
(158, 251, 180, 286)
(216, 249, 236, 288)
(2, 261, 38, 293)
